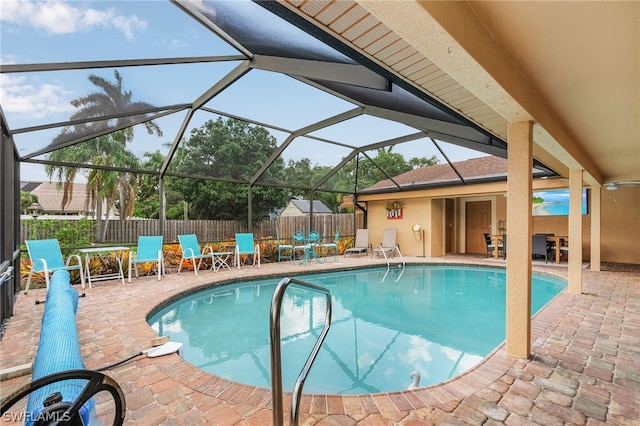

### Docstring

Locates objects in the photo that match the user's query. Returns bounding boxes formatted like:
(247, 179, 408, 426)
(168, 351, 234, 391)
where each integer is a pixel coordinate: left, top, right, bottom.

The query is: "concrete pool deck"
(1, 255, 638, 425)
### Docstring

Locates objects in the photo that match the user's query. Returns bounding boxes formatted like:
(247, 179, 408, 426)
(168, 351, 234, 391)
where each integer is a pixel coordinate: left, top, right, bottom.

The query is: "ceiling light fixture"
(606, 183, 618, 191)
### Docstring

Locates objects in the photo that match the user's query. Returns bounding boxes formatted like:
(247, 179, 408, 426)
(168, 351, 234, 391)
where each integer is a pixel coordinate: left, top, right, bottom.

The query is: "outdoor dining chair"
(235, 233, 260, 269)
(128, 236, 165, 282)
(532, 234, 551, 263)
(25, 238, 85, 293)
(322, 229, 340, 263)
(275, 226, 293, 263)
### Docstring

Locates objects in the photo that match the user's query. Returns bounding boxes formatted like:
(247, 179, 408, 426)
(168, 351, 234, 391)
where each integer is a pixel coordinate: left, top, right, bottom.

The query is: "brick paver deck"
(1, 256, 638, 425)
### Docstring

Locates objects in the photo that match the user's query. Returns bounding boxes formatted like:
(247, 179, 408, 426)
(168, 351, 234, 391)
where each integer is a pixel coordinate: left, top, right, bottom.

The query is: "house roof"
(290, 199, 332, 214)
(25, 182, 88, 214)
(368, 156, 545, 191)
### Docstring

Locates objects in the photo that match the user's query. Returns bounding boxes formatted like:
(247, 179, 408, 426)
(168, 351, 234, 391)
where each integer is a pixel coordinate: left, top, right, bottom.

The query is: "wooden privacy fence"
(20, 214, 364, 246)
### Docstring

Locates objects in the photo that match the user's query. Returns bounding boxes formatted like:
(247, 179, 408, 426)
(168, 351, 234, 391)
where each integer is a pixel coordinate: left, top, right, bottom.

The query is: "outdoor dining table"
(545, 236, 568, 263)
(299, 235, 323, 265)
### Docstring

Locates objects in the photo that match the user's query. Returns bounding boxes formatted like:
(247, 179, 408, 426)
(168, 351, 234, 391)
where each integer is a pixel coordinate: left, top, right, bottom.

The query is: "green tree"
(46, 70, 162, 240)
(134, 150, 165, 218)
(408, 155, 439, 169)
(20, 191, 38, 214)
(47, 131, 139, 241)
(283, 159, 343, 211)
(168, 118, 288, 223)
(68, 70, 162, 143)
(340, 147, 439, 191)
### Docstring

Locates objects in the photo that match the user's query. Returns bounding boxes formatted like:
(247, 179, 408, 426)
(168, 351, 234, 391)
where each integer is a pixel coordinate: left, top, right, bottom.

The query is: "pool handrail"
(269, 277, 332, 426)
(380, 244, 405, 269)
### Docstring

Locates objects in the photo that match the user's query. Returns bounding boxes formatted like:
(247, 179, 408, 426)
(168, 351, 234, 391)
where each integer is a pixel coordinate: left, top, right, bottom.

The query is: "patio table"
(212, 248, 234, 272)
(300, 236, 323, 265)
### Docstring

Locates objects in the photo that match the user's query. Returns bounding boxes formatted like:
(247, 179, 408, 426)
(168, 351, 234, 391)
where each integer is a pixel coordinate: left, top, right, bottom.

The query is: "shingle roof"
(369, 156, 511, 190)
(290, 199, 332, 214)
(26, 182, 88, 214)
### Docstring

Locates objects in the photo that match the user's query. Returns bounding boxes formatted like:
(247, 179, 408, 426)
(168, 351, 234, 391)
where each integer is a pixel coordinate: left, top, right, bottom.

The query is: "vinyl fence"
(20, 213, 364, 247)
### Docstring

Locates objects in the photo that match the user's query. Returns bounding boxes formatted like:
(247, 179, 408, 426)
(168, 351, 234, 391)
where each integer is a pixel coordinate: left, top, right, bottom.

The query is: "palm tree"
(69, 70, 163, 142)
(46, 71, 162, 241)
(47, 131, 139, 242)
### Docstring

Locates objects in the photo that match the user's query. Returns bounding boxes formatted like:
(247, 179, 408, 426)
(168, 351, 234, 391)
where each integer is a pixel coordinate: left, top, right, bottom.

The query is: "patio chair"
(235, 233, 260, 269)
(301, 231, 322, 264)
(559, 239, 569, 262)
(484, 233, 496, 258)
(25, 239, 85, 293)
(532, 234, 550, 263)
(345, 229, 371, 257)
(128, 236, 165, 282)
(548, 237, 569, 262)
(292, 231, 307, 263)
(501, 234, 507, 260)
(322, 229, 340, 263)
(177, 234, 215, 276)
(275, 226, 293, 263)
(371, 228, 399, 259)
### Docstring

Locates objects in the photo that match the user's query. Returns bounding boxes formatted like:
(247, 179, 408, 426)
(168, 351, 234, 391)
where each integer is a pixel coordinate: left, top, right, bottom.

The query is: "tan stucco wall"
(367, 198, 435, 257)
(360, 182, 640, 264)
(599, 186, 640, 264)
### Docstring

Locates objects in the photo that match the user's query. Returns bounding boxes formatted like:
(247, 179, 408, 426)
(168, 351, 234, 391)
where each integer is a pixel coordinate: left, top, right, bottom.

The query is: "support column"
(506, 121, 533, 358)
(158, 177, 165, 237)
(568, 169, 583, 293)
(589, 186, 601, 272)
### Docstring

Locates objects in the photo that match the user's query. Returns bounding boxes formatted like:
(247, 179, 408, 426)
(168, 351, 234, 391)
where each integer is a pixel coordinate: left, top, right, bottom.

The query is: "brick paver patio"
(1, 256, 638, 425)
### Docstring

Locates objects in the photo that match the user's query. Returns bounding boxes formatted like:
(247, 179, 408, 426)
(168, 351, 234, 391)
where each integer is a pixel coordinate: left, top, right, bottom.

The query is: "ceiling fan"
(605, 181, 640, 191)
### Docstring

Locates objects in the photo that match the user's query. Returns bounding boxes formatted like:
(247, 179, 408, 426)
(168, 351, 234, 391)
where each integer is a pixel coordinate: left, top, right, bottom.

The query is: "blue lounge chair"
(128, 236, 164, 282)
(25, 239, 85, 293)
(177, 234, 215, 276)
(235, 233, 260, 269)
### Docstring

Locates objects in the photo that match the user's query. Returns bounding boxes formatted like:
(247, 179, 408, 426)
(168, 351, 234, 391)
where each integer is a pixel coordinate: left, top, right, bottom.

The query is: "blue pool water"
(147, 265, 565, 394)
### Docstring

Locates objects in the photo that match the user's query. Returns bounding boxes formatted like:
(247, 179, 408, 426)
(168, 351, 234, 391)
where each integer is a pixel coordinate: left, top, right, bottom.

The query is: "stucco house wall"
(360, 183, 639, 264)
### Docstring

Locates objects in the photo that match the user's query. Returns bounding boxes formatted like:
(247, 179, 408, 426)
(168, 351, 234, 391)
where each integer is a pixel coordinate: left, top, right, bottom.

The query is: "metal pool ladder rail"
(270, 277, 332, 426)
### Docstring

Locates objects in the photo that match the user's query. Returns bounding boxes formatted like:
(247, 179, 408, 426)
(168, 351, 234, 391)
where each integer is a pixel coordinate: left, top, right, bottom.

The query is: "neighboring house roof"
(23, 182, 88, 214)
(367, 156, 545, 191)
(20, 181, 40, 192)
(289, 199, 332, 214)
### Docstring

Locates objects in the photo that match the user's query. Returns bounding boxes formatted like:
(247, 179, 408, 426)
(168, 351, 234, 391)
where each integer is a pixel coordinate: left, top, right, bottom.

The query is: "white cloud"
(0, 0, 147, 38)
(0, 74, 73, 118)
(168, 39, 188, 50)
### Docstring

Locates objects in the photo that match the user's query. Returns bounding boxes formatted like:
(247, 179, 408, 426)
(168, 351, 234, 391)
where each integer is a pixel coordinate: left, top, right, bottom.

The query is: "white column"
(505, 121, 533, 358)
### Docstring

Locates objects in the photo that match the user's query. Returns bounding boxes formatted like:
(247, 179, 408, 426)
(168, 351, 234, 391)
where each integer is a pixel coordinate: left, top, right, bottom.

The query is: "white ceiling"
(281, 0, 640, 186)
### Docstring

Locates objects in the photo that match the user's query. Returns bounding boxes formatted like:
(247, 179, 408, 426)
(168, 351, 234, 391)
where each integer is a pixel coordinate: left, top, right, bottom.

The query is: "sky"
(1, 0, 486, 184)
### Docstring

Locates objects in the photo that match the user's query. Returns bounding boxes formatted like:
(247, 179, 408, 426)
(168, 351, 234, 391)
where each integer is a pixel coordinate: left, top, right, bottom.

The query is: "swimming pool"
(147, 265, 566, 394)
